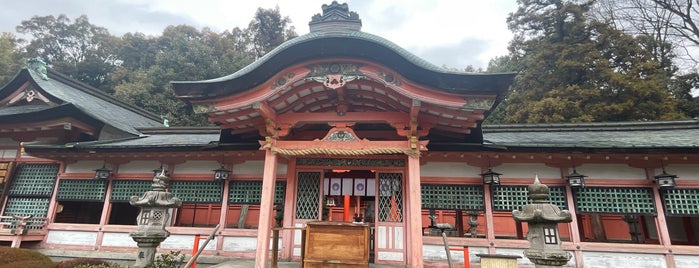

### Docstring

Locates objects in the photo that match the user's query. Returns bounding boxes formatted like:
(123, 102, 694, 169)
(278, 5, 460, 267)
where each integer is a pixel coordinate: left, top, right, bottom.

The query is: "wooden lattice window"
(662, 188, 699, 216)
(110, 180, 152, 202)
(378, 173, 403, 222)
(170, 180, 223, 203)
(57, 179, 107, 201)
(0, 162, 12, 197)
(574, 187, 656, 215)
(2, 198, 50, 229)
(8, 163, 58, 197)
(3, 164, 58, 227)
(229, 180, 286, 204)
(421, 184, 484, 211)
(491, 185, 567, 212)
(54, 179, 106, 224)
(296, 172, 320, 219)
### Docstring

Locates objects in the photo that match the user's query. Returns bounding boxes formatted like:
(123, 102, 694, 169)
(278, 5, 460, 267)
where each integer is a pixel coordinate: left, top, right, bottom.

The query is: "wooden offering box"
(304, 221, 370, 268)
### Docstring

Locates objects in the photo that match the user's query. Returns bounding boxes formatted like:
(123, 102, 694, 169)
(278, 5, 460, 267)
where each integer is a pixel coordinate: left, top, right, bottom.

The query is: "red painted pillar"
(483, 182, 496, 254)
(254, 148, 278, 268)
(647, 167, 676, 268)
(407, 155, 424, 267)
(343, 195, 351, 222)
(562, 167, 584, 268)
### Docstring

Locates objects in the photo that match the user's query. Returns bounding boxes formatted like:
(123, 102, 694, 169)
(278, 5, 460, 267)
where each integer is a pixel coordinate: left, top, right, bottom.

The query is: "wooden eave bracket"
(254, 101, 287, 138)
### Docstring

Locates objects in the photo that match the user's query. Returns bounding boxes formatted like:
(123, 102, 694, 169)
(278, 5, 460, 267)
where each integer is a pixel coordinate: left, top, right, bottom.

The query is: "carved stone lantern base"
(132, 237, 168, 267)
(524, 248, 571, 268)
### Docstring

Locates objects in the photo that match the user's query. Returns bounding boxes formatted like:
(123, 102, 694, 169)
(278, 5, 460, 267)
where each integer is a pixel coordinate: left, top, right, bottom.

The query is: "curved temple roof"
(172, 24, 515, 101)
(0, 66, 163, 138)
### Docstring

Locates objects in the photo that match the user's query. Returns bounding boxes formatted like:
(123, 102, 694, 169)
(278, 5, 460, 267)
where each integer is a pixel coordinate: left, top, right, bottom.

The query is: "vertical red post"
(343, 195, 351, 222)
(462, 246, 470, 268)
(191, 234, 201, 268)
(448, 246, 470, 268)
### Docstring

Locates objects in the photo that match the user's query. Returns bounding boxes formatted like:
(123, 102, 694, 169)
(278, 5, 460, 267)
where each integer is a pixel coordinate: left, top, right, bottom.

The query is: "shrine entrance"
(287, 159, 409, 265)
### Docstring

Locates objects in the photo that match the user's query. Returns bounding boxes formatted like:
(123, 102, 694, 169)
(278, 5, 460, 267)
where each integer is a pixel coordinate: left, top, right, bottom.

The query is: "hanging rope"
(270, 146, 419, 157)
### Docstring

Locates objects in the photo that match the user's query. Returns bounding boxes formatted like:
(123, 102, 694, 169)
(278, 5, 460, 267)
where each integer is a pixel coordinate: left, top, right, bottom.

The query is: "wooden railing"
(0, 215, 48, 248)
(271, 227, 306, 268)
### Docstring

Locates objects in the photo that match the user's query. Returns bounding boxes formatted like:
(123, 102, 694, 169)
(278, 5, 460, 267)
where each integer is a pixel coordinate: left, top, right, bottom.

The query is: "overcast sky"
(0, 0, 518, 69)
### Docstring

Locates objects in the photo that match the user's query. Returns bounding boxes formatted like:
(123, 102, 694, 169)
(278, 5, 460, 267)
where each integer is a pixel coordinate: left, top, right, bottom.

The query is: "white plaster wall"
(663, 164, 699, 181)
(173, 160, 219, 174)
(231, 160, 287, 175)
(498, 163, 561, 179)
(578, 164, 646, 180)
(118, 160, 160, 174)
(20, 150, 36, 158)
(0, 138, 18, 146)
(222, 236, 257, 251)
(582, 251, 666, 268)
(493, 248, 577, 267)
(421, 162, 481, 178)
(46, 230, 97, 246)
(277, 162, 287, 175)
(0, 149, 17, 159)
(674, 255, 699, 268)
(160, 234, 217, 250)
(101, 232, 137, 247)
(395, 226, 404, 249)
(377, 251, 404, 262)
(65, 160, 110, 174)
(422, 244, 487, 263)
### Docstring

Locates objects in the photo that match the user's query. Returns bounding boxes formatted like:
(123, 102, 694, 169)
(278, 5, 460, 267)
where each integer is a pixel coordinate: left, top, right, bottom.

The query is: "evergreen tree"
(490, 0, 686, 123)
(0, 33, 22, 86)
(247, 6, 297, 58)
(16, 15, 120, 92)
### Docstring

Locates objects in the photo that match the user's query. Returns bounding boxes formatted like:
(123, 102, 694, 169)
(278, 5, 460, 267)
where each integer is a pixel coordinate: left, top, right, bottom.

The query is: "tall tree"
(112, 25, 256, 126)
(16, 15, 120, 91)
(491, 0, 686, 123)
(592, 0, 699, 117)
(247, 6, 297, 58)
(0, 33, 23, 86)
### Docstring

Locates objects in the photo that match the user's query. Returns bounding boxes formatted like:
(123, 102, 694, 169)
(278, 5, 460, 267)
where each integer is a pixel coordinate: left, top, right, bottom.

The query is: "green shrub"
(73, 264, 122, 268)
(55, 258, 122, 268)
(0, 247, 55, 268)
(145, 251, 185, 268)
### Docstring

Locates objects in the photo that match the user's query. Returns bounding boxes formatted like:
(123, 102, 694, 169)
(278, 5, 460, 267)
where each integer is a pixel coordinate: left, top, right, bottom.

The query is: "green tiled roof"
(173, 30, 515, 100)
(482, 119, 699, 149)
(24, 119, 699, 153)
(0, 68, 163, 137)
(29, 69, 163, 135)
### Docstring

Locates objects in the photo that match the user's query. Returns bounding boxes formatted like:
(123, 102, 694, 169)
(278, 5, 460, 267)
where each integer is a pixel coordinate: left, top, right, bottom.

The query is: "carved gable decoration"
(322, 127, 360, 142)
(1, 83, 53, 107)
(306, 63, 365, 90)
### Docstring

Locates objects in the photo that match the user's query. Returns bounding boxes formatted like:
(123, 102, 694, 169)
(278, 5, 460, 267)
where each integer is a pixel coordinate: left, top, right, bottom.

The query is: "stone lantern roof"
(512, 176, 572, 224)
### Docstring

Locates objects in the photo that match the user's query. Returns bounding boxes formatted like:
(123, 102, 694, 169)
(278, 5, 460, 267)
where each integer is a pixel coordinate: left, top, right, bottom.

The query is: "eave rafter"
(276, 111, 409, 127)
(0, 118, 96, 136)
(194, 59, 501, 140)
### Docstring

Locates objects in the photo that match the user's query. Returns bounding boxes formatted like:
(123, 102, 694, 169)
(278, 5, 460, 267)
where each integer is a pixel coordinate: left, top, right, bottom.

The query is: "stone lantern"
(512, 176, 572, 267)
(129, 169, 182, 267)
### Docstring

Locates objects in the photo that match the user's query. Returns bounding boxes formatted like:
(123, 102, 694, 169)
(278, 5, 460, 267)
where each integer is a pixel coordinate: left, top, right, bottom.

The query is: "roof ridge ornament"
(309, 1, 362, 32)
(27, 57, 49, 80)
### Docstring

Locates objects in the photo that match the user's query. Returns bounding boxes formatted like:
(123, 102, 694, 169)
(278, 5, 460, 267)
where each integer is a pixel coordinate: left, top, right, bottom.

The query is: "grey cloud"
(409, 38, 491, 70)
(1, 0, 202, 36)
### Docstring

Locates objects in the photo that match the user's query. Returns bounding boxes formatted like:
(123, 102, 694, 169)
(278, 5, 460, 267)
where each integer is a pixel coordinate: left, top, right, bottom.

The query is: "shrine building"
(1, 2, 699, 267)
